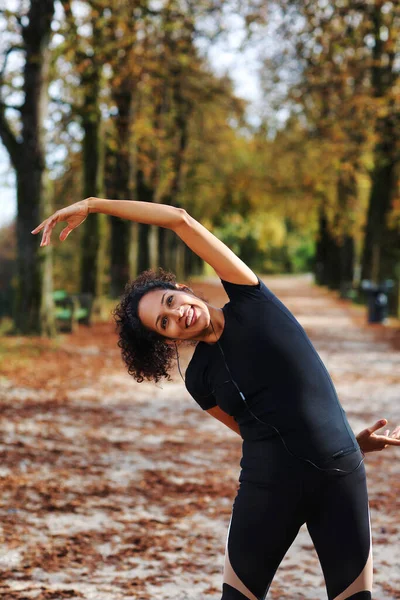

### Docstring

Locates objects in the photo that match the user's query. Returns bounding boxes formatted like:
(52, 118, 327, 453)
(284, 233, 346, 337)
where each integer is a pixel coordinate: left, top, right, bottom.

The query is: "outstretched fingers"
(390, 425, 400, 438)
(31, 220, 46, 235)
(59, 225, 73, 241)
(374, 424, 400, 449)
(365, 419, 387, 435)
(377, 436, 400, 448)
(31, 214, 58, 246)
(358, 419, 400, 454)
(39, 220, 50, 246)
(383, 425, 400, 446)
(364, 419, 400, 441)
(379, 423, 400, 442)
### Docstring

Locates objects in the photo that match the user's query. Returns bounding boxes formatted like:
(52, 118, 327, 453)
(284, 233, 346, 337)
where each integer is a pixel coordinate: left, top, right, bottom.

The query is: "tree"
(103, 0, 143, 296)
(0, 0, 56, 334)
(60, 0, 105, 297)
(264, 0, 399, 299)
(361, 1, 400, 285)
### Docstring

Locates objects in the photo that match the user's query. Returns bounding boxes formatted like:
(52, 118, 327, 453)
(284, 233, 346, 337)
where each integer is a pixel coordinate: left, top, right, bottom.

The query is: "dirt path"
(0, 274, 399, 600)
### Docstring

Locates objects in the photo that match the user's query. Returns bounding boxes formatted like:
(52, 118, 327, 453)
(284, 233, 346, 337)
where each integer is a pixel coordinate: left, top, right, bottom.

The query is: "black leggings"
(222, 440, 372, 600)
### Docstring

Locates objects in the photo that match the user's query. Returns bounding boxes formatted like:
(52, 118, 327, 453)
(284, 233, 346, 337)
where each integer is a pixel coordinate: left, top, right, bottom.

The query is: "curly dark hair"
(113, 268, 194, 384)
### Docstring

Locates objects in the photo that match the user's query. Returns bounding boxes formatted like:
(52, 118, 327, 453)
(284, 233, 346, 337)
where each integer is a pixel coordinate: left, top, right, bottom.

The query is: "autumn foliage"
(0, 0, 399, 331)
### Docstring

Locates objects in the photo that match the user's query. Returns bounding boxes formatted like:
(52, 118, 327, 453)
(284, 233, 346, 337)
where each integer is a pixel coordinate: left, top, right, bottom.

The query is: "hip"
(239, 436, 364, 488)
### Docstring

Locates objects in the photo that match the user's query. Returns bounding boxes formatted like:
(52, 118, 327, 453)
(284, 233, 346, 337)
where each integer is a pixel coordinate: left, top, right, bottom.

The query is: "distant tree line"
(264, 0, 399, 296)
(0, 0, 398, 334)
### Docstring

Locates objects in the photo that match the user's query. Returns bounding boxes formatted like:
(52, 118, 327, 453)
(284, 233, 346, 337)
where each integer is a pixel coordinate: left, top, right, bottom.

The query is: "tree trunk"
(109, 214, 131, 295)
(39, 175, 56, 335)
(336, 163, 356, 285)
(340, 235, 355, 284)
(107, 74, 135, 297)
(175, 239, 185, 282)
(138, 223, 150, 273)
(80, 61, 102, 295)
(15, 170, 43, 333)
(75, 11, 104, 297)
(106, 132, 132, 295)
(315, 173, 357, 292)
(157, 13, 193, 277)
(0, 0, 56, 334)
(185, 245, 203, 278)
(129, 222, 139, 280)
(315, 205, 345, 290)
(149, 225, 159, 270)
(136, 169, 153, 273)
(158, 227, 166, 269)
(361, 149, 396, 283)
(361, 3, 399, 289)
(160, 85, 191, 276)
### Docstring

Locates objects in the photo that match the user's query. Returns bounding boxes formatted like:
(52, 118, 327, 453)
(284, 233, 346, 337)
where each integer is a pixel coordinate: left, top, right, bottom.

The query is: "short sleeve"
(187, 386, 217, 411)
(185, 356, 217, 411)
(221, 276, 275, 303)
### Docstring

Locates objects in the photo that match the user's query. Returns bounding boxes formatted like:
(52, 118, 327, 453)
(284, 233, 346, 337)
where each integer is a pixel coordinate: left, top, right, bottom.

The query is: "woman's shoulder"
(221, 276, 275, 304)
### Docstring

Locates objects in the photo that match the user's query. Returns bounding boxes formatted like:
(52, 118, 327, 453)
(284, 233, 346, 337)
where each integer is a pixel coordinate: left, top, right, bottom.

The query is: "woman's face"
(138, 287, 211, 341)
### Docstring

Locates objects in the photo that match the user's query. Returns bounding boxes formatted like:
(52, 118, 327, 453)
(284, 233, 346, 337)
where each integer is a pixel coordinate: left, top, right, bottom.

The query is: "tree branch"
(0, 105, 21, 169)
(0, 100, 23, 112)
(0, 8, 24, 30)
(49, 95, 82, 115)
(59, 0, 78, 38)
(0, 45, 25, 83)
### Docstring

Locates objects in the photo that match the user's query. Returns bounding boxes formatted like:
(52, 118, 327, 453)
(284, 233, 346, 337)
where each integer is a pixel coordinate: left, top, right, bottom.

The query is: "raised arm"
(31, 197, 258, 286)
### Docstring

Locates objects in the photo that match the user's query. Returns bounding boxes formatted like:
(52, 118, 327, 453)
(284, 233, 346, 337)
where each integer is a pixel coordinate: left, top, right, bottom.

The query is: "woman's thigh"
(221, 478, 304, 600)
(306, 451, 372, 600)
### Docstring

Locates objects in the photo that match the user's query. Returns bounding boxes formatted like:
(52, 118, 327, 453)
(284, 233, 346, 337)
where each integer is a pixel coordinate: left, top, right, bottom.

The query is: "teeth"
(186, 307, 193, 327)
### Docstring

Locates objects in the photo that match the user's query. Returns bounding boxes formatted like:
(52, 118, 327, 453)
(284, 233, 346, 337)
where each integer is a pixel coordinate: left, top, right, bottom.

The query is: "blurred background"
(0, 0, 399, 335)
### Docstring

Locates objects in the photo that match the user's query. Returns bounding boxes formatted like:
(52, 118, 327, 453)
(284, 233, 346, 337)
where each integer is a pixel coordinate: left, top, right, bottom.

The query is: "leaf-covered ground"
(0, 274, 399, 600)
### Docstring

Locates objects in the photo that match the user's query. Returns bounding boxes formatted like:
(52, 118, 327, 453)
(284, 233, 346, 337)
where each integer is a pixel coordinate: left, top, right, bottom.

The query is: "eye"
(161, 295, 173, 329)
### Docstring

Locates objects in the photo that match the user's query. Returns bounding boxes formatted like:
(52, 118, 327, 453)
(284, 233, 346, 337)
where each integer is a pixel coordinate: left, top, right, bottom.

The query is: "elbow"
(173, 207, 192, 231)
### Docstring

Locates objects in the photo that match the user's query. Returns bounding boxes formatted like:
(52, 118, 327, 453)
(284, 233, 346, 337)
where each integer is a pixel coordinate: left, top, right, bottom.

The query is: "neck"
(195, 304, 225, 344)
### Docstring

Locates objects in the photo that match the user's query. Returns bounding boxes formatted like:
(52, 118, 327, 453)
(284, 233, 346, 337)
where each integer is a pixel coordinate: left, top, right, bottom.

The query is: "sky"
(0, 7, 265, 228)
(0, 144, 16, 227)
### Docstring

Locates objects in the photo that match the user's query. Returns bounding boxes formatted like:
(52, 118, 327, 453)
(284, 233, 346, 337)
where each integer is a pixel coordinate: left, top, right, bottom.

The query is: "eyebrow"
(155, 292, 167, 330)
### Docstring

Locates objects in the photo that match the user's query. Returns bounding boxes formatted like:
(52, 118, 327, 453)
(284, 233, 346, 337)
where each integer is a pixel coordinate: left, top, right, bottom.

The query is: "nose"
(172, 304, 184, 320)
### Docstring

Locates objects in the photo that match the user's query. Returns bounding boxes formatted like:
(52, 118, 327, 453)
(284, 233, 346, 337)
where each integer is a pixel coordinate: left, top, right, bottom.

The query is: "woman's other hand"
(356, 419, 400, 454)
(31, 199, 90, 246)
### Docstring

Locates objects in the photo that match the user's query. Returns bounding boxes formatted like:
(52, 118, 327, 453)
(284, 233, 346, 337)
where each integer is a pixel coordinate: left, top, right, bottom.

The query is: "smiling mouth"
(186, 306, 197, 328)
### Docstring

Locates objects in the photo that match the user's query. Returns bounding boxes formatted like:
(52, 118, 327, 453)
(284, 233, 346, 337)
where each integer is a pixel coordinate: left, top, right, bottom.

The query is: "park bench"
(53, 290, 93, 332)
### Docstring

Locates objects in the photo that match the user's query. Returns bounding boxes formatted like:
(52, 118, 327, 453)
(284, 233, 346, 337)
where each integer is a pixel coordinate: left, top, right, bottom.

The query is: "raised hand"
(31, 200, 90, 246)
(356, 419, 400, 454)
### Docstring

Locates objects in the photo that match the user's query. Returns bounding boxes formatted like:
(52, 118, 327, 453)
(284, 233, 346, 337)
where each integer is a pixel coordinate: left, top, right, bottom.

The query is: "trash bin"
(361, 280, 394, 323)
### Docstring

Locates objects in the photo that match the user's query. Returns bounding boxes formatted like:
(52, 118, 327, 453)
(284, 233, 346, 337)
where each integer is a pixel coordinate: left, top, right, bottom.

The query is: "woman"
(32, 198, 400, 600)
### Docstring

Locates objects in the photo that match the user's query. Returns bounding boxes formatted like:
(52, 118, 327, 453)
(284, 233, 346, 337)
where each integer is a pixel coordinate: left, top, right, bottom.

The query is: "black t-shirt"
(185, 277, 357, 462)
